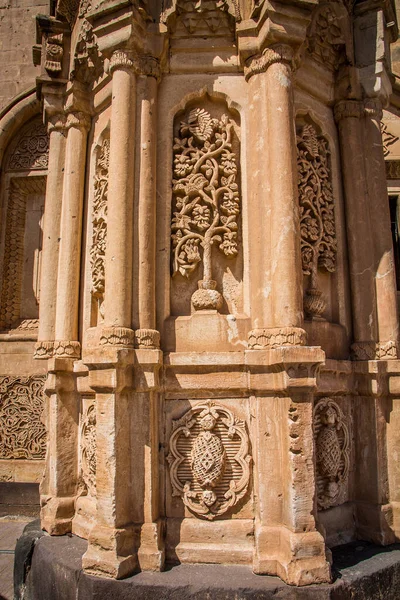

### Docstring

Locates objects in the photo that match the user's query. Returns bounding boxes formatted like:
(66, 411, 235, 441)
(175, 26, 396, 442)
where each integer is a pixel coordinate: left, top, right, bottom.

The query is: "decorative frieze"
(0, 375, 46, 459)
(248, 327, 307, 349)
(90, 138, 109, 322)
(167, 401, 251, 520)
(81, 402, 96, 497)
(313, 398, 350, 510)
(296, 122, 337, 319)
(351, 340, 398, 361)
(99, 327, 135, 347)
(171, 107, 240, 311)
(53, 340, 81, 358)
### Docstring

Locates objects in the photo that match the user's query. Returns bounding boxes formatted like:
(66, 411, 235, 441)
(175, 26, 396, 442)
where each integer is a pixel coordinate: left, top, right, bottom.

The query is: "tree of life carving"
(297, 123, 337, 318)
(171, 108, 240, 311)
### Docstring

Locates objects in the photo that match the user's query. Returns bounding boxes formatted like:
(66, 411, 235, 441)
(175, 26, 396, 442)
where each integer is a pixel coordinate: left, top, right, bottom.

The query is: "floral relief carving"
(297, 122, 337, 319)
(167, 401, 251, 520)
(7, 118, 49, 172)
(72, 19, 102, 84)
(306, 4, 347, 71)
(0, 376, 46, 459)
(314, 398, 350, 510)
(163, 0, 240, 36)
(171, 107, 241, 310)
(90, 137, 109, 322)
(81, 403, 96, 497)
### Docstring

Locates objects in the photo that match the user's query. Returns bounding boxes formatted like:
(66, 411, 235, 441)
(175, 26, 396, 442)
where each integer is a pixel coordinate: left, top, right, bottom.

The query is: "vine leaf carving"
(81, 403, 96, 497)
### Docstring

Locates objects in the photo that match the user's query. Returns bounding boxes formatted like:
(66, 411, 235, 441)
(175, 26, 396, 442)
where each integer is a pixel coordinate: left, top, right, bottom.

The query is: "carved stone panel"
(7, 117, 49, 172)
(81, 402, 96, 497)
(296, 121, 337, 319)
(0, 376, 46, 460)
(167, 401, 251, 520)
(171, 107, 241, 312)
(313, 398, 350, 510)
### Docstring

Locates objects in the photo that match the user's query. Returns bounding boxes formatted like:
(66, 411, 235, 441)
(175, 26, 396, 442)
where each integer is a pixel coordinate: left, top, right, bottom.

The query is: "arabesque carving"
(314, 398, 350, 510)
(90, 137, 109, 322)
(163, 0, 240, 36)
(381, 122, 399, 157)
(297, 122, 337, 319)
(7, 118, 49, 171)
(171, 107, 240, 311)
(0, 375, 46, 459)
(306, 4, 347, 71)
(81, 403, 96, 497)
(167, 401, 251, 520)
(0, 178, 46, 331)
(72, 19, 101, 84)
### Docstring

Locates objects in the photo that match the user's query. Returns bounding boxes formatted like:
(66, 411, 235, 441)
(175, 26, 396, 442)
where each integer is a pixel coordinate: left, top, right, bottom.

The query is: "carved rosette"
(313, 398, 350, 510)
(81, 403, 96, 497)
(90, 137, 109, 322)
(0, 376, 46, 459)
(171, 107, 240, 312)
(45, 33, 64, 75)
(167, 402, 251, 520)
(296, 122, 337, 319)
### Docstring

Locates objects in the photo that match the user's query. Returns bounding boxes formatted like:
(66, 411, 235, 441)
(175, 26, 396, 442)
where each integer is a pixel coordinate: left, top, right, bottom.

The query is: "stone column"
(136, 65, 160, 350)
(101, 49, 136, 346)
(245, 45, 306, 350)
(364, 99, 399, 359)
(34, 115, 66, 360)
(54, 110, 90, 358)
(334, 100, 377, 356)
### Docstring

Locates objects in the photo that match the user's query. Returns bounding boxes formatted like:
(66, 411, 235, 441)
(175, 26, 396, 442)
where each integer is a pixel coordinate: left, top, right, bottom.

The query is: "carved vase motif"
(167, 402, 251, 519)
(313, 398, 350, 509)
(171, 107, 240, 311)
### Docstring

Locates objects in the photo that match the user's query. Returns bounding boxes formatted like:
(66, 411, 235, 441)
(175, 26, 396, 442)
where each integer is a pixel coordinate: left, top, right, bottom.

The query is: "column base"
(356, 502, 396, 545)
(253, 525, 331, 586)
(82, 524, 139, 579)
(137, 521, 165, 571)
(41, 495, 76, 535)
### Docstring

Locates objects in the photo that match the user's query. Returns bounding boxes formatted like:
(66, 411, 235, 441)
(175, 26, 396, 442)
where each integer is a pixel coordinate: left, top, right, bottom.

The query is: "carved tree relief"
(90, 137, 109, 323)
(0, 376, 46, 459)
(81, 402, 96, 497)
(314, 398, 350, 510)
(171, 107, 240, 311)
(297, 122, 337, 319)
(167, 401, 251, 520)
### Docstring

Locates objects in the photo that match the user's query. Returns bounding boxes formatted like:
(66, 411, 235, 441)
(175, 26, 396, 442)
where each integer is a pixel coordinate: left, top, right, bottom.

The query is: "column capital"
(334, 100, 364, 122)
(363, 98, 383, 121)
(66, 110, 91, 132)
(244, 44, 294, 82)
(47, 113, 67, 134)
(109, 49, 161, 81)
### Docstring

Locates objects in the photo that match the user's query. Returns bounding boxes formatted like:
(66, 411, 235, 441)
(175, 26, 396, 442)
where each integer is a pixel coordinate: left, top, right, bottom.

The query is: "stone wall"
(0, 0, 48, 113)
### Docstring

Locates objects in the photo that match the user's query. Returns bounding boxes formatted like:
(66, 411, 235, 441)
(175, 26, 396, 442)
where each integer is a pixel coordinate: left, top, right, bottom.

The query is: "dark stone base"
(0, 483, 40, 518)
(16, 522, 400, 599)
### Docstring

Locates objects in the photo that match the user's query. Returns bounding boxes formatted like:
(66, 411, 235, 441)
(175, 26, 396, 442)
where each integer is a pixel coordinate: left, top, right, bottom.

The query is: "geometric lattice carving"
(171, 108, 240, 310)
(167, 401, 251, 520)
(0, 375, 46, 459)
(90, 137, 109, 322)
(297, 122, 337, 319)
(7, 117, 49, 171)
(313, 398, 350, 510)
(81, 402, 96, 497)
(0, 178, 46, 330)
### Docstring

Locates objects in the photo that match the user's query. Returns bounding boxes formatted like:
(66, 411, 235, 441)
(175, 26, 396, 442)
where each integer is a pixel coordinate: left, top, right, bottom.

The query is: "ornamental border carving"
(167, 401, 252, 520)
(351, 340, 398, 361)
(248, 327, 307, 349)
(99, 327, 135, 347)
(81, 401, 96, 497)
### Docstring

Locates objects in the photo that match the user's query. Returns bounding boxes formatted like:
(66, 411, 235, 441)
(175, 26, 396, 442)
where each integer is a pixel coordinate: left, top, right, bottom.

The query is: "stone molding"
(109, 50, 161, 80)
(53, 340, 81, 358)
(334, 99, 383, 122)
(135, 329, 160, 349)
(66, 111, 91, 132)
(244, 44, 294, 82)
(99, 326, 135, 347)
(351, 340, 398, 361)
(34, 340, 55, 359)
(248, 327, 307, 349)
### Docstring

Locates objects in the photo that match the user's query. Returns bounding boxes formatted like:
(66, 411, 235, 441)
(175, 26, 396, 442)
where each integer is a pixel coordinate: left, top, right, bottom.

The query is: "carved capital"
(109, 50, 161, 80)
(47, 114, 67, 134)
(34, 340, 54, 359)
(109, 50, 135, 74)
(363, 98, 383, 121)
(334, 100, 364, 122)
(66, 111, 91, 132)
(244, 44, 294, 82)
(53, 340, 81, 359)
(99, 326, 135, 347)
(135, 329, 160, 349)
(248, 327, 307, 350)
(351, 340, 398, 361)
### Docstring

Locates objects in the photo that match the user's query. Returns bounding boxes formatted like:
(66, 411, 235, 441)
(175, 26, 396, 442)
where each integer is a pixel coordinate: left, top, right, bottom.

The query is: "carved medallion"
(81, 403, 96, 497)
(167, 401, 251, 519)
(313, 398, 350, 510)
(171, 107, 241, 311)
(0, 376, 46, 459)
(297, 122, 337, 319)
